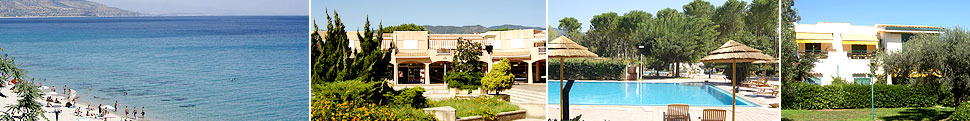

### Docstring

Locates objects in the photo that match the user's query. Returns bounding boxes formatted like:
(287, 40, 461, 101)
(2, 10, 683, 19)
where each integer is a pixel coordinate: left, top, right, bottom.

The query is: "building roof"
(877, 24, 943, 31)
(876, 24, 942, 29)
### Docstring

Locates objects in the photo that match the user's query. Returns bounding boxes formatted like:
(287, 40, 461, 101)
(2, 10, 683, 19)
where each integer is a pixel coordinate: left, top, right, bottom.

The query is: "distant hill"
(423, 24, 543, 34)
(0, 0, 139, 17)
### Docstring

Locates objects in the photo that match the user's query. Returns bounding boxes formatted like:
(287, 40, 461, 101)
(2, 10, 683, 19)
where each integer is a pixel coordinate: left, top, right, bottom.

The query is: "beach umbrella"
(547, 36, 598, 120)
(700, 40, 775, 121)
(101, 105, 116, 110)
(68, 90, 77, 102)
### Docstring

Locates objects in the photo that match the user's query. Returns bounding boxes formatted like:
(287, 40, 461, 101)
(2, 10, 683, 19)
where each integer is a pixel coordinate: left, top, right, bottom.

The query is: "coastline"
(0, 84, 155, 121)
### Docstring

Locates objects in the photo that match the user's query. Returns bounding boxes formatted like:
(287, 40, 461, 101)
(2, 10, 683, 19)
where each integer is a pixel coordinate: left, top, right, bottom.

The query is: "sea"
(0, 16, 309, 121)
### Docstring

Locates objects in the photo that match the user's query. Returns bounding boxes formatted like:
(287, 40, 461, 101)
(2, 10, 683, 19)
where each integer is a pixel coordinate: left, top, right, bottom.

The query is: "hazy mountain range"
(0, 0, 139, 17)
(424, 24, 544, 34)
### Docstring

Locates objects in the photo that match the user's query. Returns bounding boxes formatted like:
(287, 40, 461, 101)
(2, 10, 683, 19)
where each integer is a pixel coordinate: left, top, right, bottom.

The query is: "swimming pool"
(548, 81, 758, 107)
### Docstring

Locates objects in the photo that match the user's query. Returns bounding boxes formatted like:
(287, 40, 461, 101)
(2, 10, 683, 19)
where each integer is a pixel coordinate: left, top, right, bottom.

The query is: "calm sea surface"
(0, 16, 308, 121)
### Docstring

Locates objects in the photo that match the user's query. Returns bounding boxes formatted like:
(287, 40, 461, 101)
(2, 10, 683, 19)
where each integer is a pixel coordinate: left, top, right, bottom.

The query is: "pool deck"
(547, 74, 780, 121)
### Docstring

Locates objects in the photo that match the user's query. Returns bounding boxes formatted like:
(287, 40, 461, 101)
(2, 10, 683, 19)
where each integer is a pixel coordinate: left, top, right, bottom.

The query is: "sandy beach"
(0, 84, 149, 121)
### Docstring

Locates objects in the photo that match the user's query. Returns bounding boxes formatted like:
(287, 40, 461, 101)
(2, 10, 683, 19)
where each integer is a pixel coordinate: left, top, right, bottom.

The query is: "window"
(510, 39, 524, 49)
(901, 33, 914, 43)
(851, 45, 868, 52)
(804, 43, 822, 52)
(807, 77, 821, 85)
(901, 33, 914, 52)
(854, 78, 871, 85)
(402, 40, 418, 49)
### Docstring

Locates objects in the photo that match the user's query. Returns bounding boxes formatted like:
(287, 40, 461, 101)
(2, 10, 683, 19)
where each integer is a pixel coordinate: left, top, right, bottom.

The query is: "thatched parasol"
(700, 40, 775, 121)
(548, 36, 597, 120)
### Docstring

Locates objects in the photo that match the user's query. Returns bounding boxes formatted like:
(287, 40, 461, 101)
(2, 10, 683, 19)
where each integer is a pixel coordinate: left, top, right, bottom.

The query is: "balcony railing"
(798, 49, 828, 59)
(848, 50, 875, 59)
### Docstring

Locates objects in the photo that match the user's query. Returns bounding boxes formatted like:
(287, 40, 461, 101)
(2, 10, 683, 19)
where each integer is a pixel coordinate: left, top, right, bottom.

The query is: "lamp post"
(638, 45, 645, 81)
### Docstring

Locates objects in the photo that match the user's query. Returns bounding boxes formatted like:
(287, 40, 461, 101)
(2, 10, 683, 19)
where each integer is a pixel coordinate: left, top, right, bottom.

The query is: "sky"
(797, 0, 970, 27)
(549, 0, 745, 32)
(312, 0, 545, 30)
(89, 0, 308, 16)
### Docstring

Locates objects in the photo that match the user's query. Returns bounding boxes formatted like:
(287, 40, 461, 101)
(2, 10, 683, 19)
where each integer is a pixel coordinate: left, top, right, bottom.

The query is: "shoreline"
(0, 84, 157, 121)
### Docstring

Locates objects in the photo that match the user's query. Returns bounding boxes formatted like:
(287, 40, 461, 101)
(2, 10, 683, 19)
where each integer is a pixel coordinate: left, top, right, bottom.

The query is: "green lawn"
(782, 107, 954, 121)
(432, 97, 520, 118)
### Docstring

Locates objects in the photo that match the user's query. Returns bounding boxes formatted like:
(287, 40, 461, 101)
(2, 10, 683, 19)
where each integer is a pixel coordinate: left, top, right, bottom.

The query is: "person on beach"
(98, 104, 102, 115)
(141, 106, 145, 118)
(63, 85, 67, 94)
(114, 101, 118, 112)
(51, 86, 55, 92)
(133, 107, 138, 119)
(125, 106, 129, 118)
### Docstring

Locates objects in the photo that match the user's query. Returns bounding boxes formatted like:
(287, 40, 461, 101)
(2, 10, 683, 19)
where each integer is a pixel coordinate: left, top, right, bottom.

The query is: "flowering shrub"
(311, 95, 435, 121)
(311, 80, 434, 121)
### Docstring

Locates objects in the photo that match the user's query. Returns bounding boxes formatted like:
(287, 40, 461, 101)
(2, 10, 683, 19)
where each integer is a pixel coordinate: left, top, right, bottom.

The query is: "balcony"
(798, 49, 828, 59)
(848, 50, 875, 59)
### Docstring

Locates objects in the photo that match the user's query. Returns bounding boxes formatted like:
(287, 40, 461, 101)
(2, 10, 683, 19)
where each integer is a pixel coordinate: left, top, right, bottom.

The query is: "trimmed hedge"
(549, 58, 627, 80)
(445, 71, 483, 90)
(782, 82, 953, 110)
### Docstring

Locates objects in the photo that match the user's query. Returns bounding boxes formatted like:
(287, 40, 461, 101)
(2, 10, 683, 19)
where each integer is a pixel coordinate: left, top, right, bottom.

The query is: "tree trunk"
(675, 62, 681, 77)
(956, 89, 967, 106)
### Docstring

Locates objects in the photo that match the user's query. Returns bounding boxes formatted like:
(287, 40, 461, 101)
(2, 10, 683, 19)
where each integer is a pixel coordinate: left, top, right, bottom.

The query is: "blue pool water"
(0, 16, 308, 121)
(548, 81, 757, 107)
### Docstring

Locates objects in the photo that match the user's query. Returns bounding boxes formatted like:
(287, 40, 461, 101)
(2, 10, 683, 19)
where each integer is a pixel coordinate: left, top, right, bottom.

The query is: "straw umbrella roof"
(548, 36, 598, 58)
(549, 36, 597, 120)
(753, 59, 779, 64)
(700, 40, 776, 63)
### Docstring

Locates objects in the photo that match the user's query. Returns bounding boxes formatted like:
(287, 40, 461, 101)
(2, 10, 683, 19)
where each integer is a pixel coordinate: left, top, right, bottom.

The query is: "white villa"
(342, 29, 548, 85)
(794, 22, 942, 85)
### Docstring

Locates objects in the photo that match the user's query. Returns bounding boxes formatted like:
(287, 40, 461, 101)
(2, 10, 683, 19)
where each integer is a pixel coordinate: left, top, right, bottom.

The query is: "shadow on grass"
(780, 118, 795, 121)
(880, 108, 953, 121)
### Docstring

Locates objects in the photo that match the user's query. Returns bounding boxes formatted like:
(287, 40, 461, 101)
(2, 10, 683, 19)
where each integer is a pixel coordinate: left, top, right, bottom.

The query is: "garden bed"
(432, 97, 521, 120)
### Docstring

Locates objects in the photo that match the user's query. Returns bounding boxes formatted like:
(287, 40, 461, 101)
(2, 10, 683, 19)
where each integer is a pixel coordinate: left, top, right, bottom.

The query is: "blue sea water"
(0, 16, 308, 121)
(548, 81, 756, 107)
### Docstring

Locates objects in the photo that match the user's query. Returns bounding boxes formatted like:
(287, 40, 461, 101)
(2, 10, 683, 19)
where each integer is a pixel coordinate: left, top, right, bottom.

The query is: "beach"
(0, 84, 150, 121)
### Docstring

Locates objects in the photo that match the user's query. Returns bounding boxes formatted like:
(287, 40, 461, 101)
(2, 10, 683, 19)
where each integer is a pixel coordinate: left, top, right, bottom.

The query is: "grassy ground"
(781, 107, 954, 121)
(432, 97, 519, 118)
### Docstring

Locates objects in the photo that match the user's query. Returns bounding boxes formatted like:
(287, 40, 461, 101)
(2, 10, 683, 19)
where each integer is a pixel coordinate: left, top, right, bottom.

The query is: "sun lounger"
(701, 109, 726, 121)
(754, 85, 780, 97)
(664, 104, 690, 121)
(742, 78, 771, 88)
